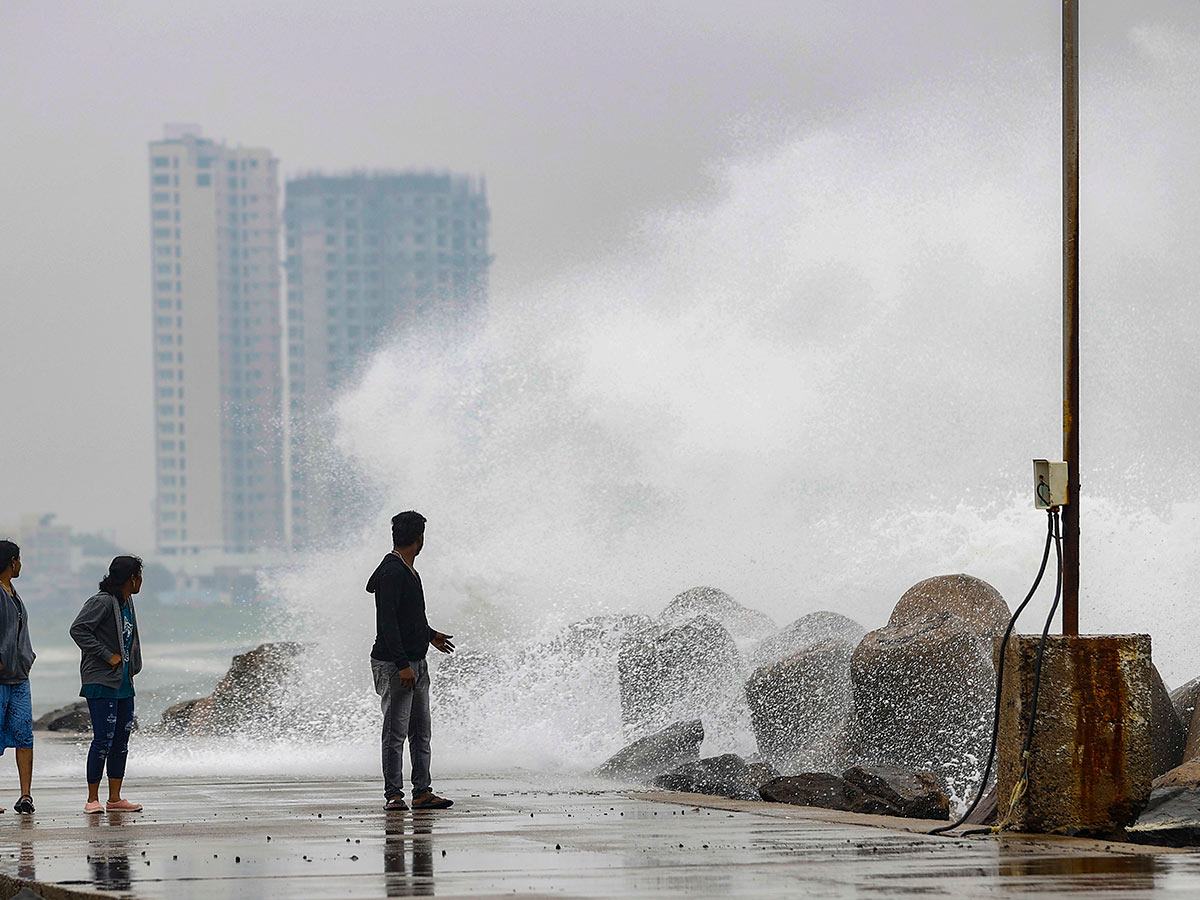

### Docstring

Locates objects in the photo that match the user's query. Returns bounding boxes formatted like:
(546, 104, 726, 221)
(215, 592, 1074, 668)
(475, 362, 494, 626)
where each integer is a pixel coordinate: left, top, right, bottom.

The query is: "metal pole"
(1062, 0, 1080, 635)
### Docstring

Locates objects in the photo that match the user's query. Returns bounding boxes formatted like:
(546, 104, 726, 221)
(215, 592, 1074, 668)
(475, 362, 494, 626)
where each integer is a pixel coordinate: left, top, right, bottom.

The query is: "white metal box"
(1033, 459, 1069, 509)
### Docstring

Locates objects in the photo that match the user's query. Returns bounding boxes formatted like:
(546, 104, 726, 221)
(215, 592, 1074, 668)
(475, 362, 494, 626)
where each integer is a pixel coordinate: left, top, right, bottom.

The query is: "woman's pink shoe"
(106, 798, 142, 812)
(84, 800, 104, 814)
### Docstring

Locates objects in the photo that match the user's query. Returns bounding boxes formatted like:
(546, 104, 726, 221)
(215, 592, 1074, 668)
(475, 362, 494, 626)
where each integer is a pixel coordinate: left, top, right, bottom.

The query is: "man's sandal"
(13, 795, 33, 814)
(411, 792, 453, 810)
(385, 797, 409, 811)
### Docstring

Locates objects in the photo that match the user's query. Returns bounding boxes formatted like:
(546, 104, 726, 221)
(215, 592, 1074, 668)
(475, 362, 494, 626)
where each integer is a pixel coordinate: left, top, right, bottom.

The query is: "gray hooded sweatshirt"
(70, 591, 142, 690)
(0, 586, 36, 684)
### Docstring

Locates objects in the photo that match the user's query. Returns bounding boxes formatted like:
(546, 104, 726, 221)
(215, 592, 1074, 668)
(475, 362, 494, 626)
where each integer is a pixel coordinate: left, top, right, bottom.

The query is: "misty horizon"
(3, 1, 1199, 563)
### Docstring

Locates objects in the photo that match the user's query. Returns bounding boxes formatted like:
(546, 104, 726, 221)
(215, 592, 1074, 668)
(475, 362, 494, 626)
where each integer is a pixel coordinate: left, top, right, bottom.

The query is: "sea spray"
(109, 56, 1200, 793)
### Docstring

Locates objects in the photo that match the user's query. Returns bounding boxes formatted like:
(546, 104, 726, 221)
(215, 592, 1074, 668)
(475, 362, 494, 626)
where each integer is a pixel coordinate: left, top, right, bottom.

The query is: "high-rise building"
(148, 125, 285, 555)
(3, 514, 76, 608)
(283, 172, 491, 546)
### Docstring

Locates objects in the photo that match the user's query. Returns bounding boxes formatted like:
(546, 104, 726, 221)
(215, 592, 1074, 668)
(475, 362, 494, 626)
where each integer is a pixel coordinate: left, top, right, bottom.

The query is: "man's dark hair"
(99, 555, 143, 595)
(0, 540, 18, 572)
(391, 511, 427, 548)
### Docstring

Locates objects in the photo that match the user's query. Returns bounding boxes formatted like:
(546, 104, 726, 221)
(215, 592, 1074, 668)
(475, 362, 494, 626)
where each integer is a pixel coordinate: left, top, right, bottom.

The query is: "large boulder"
(593, 719, 705, 782)
(158, 642, 303, 735)
(36, 700, 140, 734)
(652, 753, 776, 801)
(964, 785, 999, 826)
(549, 614, 655, 657)
(752, 611, 865, 668)
(657, 587, 777, 643)
(159, 698, 213, 735)
(618, 615, 749, 747)
(1128, 759, 1200, 846)
(745, 651, 855, 770)
(744, 613, 864, 769)
(759, 772, 859, 810)
(1169, 676, 1200, 730)
(33, 701, 91, 733)
(759, 765, 949, 820)
(1148, 665, 1188, 776)
(842, 765, 950, 820)
(849, 573, 1009, 801)
(1173, 676, 1200, 762)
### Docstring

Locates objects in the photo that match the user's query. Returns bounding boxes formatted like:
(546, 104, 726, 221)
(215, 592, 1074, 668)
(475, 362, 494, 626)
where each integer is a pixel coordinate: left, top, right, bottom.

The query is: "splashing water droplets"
(230, 73, 1200, 776)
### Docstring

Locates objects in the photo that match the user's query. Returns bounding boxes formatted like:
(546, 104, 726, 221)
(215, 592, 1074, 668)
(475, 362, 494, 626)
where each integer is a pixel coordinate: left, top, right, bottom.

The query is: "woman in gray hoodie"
(70, 556, 144, 815)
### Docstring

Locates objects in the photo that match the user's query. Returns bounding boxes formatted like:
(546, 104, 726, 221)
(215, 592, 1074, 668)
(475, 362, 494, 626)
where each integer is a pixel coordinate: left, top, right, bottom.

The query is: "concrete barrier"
(996, 634, 1157, 835)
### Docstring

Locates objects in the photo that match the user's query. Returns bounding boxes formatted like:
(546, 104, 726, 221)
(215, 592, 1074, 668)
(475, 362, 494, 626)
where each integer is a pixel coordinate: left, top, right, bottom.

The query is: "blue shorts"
(0, 681, 34, 752)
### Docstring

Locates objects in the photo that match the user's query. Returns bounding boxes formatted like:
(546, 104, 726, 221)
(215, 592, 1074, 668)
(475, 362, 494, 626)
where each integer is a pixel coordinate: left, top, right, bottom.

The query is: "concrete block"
(997, 634, 1155, 835)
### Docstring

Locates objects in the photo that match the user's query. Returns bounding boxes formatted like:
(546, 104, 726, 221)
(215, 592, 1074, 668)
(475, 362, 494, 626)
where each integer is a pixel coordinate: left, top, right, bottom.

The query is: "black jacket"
(70, 591, 142, 689)
(368, 554, 434, 665)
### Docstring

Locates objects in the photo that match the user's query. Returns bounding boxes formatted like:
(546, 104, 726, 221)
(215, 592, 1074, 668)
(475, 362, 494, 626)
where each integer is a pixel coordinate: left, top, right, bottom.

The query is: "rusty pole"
(1062, 0, 1080, 635)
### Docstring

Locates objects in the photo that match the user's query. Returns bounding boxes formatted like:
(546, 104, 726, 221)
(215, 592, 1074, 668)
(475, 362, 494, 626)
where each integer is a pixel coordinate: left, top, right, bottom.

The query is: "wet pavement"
(1, 774, 1199, 898)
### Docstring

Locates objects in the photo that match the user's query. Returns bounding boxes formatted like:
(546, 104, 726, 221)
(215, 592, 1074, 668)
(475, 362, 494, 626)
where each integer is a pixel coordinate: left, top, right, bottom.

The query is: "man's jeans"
(371, 657, 431, 801)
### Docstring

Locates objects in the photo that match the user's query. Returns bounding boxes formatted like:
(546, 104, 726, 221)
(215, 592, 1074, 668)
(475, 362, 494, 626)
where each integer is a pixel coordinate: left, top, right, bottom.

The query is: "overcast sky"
(1, 0, 1196, 547)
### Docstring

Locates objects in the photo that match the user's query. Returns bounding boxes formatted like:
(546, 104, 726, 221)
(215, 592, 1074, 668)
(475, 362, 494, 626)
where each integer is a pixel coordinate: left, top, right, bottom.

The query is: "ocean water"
(30, 640, 268, 720)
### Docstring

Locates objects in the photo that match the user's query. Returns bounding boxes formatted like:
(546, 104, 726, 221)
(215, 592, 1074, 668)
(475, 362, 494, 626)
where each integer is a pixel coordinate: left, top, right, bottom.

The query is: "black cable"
(929, 508, 1056, 836)
(1018, 510, 1063, 769)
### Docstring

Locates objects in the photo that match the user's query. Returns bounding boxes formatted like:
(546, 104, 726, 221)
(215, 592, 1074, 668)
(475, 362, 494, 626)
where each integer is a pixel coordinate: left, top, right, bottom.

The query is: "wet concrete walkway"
(1, 774, 1199, 898)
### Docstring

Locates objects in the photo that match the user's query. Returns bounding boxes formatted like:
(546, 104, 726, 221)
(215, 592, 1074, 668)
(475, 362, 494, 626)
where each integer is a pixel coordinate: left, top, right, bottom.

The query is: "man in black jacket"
(368, 511, 455, 811)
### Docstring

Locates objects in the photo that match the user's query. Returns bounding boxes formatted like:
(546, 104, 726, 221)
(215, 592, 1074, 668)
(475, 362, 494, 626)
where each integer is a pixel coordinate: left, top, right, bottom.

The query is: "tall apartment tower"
(283, 172, 491, 547)
(148, 125, 285, 555)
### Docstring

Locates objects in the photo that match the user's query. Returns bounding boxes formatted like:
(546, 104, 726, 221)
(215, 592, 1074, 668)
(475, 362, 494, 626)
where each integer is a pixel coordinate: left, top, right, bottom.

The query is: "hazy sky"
(1, 1, 1196, 547)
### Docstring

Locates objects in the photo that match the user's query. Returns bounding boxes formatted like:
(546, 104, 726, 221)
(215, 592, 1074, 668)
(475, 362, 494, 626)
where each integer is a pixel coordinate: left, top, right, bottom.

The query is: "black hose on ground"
(929, 508, 1060, 836)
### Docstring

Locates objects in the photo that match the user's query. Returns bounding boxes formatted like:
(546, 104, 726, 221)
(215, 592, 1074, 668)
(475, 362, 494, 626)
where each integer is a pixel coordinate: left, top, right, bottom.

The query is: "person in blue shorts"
(70, 555, 144, 815)
(0, 539, 36, 815)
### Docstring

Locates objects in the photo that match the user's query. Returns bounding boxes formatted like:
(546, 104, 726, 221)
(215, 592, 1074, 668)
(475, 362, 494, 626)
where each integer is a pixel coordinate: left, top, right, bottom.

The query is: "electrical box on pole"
(1033, 460, 1069, 509)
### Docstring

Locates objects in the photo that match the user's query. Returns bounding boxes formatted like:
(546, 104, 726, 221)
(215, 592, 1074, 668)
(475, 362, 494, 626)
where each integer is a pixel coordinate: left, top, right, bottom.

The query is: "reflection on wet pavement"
(17, 841, 35, 883)
(0, 775, 1195, 898)
(86, 841, 132, 893)
(996, 851, 1158, 893)
(384, 812, 435, 897)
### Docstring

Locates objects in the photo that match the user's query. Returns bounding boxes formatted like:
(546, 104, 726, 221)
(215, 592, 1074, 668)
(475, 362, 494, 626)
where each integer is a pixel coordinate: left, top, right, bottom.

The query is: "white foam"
(250, 58, 1200, 781)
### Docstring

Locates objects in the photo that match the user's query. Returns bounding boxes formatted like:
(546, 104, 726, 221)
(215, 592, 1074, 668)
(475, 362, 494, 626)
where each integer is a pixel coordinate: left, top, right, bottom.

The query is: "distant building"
(2, 514, 76, 607)
(1, 512, 282, 609)
(147, 125, 285, 555)
(155, 547, 287, 607)
(283, 172, 491, 546)
(0, 514, 122, 608)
